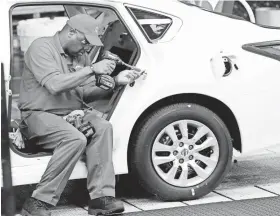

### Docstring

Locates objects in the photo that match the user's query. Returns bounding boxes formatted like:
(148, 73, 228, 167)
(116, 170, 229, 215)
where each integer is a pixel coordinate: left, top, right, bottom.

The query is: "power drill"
(102, 51, 146, 75)
(95, 51, 146, 90)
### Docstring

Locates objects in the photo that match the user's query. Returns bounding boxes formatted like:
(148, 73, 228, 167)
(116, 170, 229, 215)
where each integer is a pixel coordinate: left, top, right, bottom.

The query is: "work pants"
(23, 111, 115, 205)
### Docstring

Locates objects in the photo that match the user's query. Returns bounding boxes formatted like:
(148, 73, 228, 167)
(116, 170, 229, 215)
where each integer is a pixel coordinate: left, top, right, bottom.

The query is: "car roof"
(6, 0, 178, 9)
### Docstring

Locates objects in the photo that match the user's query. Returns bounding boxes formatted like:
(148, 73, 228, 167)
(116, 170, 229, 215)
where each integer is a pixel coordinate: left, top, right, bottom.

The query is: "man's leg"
(84, 111, 115, 198)
(22, 112, 87, 209)
(83, 111, 124, 215)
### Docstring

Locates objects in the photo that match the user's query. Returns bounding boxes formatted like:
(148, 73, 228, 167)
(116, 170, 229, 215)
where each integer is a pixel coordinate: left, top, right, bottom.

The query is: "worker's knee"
(98, 120, 113, 133)
(102, 120, 112, 130)
(66, 131, 87, 150)
(77, 134, 87, 148)
(90, 118, 112, 133)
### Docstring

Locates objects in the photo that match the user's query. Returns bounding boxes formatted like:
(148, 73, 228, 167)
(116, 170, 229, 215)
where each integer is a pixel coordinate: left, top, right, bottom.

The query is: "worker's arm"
(25, 41, 115, 95)
(44, 60, 115, 95)
(45, 67, 93, 95)
(83, 69, 142, 102)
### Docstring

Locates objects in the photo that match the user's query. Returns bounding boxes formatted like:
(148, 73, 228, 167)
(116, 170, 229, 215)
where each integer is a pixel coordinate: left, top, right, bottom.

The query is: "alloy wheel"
(151, 120, 219, 187)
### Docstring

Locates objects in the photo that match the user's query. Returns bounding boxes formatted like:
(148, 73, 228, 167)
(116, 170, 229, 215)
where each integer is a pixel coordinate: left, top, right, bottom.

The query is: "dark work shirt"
(18, 32, 92, 117)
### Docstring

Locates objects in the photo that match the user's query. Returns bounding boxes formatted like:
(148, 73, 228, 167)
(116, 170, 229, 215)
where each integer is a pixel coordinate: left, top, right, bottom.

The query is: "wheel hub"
(151, 119, 220, 187)
(180, 148, 188, 157)
(173, 140, 193, 161)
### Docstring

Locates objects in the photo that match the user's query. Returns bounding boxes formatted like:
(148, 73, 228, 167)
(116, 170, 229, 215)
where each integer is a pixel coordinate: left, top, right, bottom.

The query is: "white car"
(1, 0, 280, 201)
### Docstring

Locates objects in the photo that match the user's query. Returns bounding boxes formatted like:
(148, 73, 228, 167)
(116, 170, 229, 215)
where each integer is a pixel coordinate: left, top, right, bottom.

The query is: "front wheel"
(129, 103, 233, 201)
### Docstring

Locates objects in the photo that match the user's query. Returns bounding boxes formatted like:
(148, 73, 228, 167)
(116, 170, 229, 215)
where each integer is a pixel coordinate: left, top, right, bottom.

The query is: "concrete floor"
(10, 144, 280, 215)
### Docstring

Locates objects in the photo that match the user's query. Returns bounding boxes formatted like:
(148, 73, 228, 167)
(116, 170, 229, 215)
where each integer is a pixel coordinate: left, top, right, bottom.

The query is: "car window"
(64, 5, 119, 36)
(179, 0, 280, 28)
(84, 7, 118, 35)
(127, 7, 172, 42)
(179, 0, 251, 19)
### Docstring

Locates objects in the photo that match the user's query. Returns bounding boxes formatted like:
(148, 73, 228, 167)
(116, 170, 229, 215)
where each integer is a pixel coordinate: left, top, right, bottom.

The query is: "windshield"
(178, 0, 216, 11)
(178, 0, 280, 28)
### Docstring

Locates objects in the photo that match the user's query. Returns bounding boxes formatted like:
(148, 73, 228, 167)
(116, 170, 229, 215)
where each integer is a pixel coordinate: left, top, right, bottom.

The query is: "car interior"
(9, 4, 139, 156)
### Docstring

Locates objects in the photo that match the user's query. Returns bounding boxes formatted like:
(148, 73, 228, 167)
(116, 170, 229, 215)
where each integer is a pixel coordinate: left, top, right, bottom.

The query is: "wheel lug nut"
(179, 159, 184, 163)
(189, 145, 193, 150)
(189, 155, 193, 160)
(179, 142, 184, 147)
(173, 151, 178, 156)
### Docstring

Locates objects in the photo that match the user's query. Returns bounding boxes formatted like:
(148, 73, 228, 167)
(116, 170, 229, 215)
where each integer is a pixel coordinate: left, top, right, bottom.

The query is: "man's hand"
(91, 59, 116, 75)
(12, 129, 25, 149)
(115, 70, 141, 86)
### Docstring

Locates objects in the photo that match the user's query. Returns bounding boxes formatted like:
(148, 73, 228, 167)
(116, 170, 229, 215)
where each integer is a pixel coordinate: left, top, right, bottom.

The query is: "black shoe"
(21, 197, 51, 216)
(88, 196, 125, 215)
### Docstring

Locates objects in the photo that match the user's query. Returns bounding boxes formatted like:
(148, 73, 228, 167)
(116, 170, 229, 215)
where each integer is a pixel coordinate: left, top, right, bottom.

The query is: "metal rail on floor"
(124, 196, 280, 216)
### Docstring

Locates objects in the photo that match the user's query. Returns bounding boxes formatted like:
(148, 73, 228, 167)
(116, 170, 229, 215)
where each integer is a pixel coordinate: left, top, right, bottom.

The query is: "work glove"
(63, 110, 85, 121)
(91, 59, 116, 75)
(11, 128, 25, 149)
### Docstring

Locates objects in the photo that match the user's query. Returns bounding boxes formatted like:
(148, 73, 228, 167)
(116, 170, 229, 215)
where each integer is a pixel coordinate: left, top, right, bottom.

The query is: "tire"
(129, 103, 233, 201)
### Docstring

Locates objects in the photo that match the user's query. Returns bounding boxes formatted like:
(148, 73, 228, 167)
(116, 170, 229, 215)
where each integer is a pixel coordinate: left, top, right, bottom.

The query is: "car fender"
(110, 79, 243, 174)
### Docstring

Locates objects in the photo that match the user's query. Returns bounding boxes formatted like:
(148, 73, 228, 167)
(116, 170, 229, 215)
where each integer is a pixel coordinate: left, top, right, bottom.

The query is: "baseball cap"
(67, 14, 103, 46)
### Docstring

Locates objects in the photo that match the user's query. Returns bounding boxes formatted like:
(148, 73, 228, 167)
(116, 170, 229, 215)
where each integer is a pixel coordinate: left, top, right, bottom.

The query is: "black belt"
(20, 109, 42, 112)
(20, 109, 66, 117)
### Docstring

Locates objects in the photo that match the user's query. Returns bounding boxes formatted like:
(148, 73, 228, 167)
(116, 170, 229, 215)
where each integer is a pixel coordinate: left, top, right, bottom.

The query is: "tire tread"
(130, 103, 233, 201)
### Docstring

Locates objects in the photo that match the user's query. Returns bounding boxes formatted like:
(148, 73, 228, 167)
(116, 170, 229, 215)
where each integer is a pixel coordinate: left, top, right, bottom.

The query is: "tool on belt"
(94, 51, 146, 91)
(10, 110, 95, 149)
(63, 110, 95, 140)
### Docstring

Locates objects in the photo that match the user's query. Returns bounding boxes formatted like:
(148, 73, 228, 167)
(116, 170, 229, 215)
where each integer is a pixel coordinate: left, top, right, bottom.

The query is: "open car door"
(1, 62, 16, 215)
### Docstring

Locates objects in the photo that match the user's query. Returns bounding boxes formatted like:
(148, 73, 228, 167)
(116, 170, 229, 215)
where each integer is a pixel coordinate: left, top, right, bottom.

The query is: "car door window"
(127, 7, 172, 42)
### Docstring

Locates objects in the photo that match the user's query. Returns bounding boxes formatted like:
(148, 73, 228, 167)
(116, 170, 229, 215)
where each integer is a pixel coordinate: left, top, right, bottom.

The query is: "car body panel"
(1, 0, 280, 186)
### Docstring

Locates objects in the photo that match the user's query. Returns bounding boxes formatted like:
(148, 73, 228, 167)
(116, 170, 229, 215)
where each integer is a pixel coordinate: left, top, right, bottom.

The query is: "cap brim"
(85, 34, 103, 46)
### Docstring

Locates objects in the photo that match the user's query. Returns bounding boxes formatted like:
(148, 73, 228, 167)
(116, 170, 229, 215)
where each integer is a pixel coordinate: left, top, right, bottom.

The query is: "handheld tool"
(95, 51, 146, 90)
(102, 51, 147, 75)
